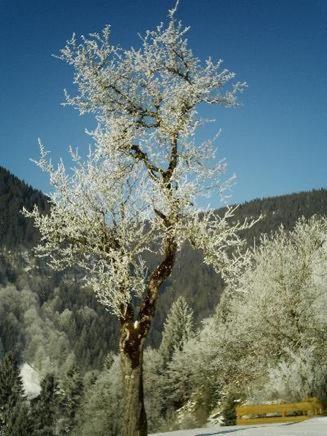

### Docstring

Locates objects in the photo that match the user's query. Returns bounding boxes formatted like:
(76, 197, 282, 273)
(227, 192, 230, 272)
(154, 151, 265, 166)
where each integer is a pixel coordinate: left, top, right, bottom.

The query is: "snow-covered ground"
(20, 362, 41, 399)
(151, 417, 327, 435)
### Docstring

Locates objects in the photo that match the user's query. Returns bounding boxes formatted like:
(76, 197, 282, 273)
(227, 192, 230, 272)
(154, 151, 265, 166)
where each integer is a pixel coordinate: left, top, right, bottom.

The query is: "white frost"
(20, 362, 41, 399)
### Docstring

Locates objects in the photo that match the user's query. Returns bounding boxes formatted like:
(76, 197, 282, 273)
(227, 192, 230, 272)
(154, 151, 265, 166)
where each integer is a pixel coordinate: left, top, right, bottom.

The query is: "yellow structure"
(236, 397, 326, 425)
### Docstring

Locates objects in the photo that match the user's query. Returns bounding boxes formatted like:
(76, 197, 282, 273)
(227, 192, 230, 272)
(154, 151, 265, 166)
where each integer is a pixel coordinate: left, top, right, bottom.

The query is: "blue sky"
(0, 0, 326, 206)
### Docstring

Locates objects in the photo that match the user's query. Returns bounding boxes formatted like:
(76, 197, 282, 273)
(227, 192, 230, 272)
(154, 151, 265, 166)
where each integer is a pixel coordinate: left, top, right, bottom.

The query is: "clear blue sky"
(0, 0, 326, 206)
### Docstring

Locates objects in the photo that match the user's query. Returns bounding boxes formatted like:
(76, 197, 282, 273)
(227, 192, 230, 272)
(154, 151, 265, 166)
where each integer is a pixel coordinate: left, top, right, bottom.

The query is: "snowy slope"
(151, 417, 327, 435)
(20, 362, 41, 399)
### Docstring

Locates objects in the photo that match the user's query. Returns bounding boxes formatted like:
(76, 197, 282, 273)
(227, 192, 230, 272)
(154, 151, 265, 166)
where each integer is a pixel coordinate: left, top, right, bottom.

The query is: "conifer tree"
(75, 357, 122, 436)
(0, 340, 4, 361)
(8, 403, 33, 436)
(0, 352, 32, 435)
(31, 373, 59, 436)
(159, 296, 193, 366)
(143, 297, 194, 428)
(58, 366, 84, 434)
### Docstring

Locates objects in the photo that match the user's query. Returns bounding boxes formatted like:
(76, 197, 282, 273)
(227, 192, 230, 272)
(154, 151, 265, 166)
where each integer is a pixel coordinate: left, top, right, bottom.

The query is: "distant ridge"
(0, 164, 326, 249)
(229, 188, 327, 243)
(0, 166, 49, 248)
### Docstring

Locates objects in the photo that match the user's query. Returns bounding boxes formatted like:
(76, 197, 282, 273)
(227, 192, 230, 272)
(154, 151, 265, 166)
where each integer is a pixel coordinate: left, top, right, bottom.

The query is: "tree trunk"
(119, 236, 177, 435)
(120, 342, 147, 436)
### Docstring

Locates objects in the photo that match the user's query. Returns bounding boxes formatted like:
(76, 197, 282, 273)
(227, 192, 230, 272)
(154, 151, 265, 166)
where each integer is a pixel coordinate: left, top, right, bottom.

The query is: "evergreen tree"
(7, 403, 33, 436)
(58, 366, 84, 434)
(75, 357, 122, 436)
(0, 341, 4, 361)
(0, 352, 32, 435)
(143, 297, 194, 429)
(31, 373, 59, 436)
(159, 296, 194, 366)
(220, 392, 238, 426)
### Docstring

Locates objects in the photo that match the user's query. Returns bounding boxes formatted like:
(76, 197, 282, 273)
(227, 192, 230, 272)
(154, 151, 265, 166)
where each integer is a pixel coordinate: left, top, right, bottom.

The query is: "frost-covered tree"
(75, 356, 122, 436)
(166, 317, 221, 425)
(206, 216, 327, 402)
(254, 346, 327, 403)
(159, 296, 193, 365)
(24, 2, 256, 434)
(143, 348, 169, 432)
(164, 216, 327, 423)
(143, 297, 193, 431)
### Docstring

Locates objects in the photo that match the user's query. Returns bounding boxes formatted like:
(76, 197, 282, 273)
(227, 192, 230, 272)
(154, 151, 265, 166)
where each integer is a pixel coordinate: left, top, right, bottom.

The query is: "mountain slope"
(0, 166, 326, 358)
(0, 166, 49, 248)
(1, 164, 326, 251)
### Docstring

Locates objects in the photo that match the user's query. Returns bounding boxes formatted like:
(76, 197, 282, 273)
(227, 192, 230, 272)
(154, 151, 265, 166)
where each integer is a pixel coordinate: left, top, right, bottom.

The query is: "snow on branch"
(25, 9, 255, 317)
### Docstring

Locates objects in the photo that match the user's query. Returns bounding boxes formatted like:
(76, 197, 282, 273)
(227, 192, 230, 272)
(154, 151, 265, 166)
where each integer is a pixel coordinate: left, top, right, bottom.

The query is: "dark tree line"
(0, 166, 49, 249)
(0, 353, 84, 436)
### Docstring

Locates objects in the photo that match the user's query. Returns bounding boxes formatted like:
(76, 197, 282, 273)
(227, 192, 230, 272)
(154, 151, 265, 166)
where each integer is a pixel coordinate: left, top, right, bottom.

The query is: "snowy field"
(152, 417, 327, 435)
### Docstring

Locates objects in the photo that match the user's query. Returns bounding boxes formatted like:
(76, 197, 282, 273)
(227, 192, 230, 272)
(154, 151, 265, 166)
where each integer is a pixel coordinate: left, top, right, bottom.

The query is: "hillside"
(1, 164, 326, 250)
(0, 165, 326, 369)
(0, 166, 49, 248)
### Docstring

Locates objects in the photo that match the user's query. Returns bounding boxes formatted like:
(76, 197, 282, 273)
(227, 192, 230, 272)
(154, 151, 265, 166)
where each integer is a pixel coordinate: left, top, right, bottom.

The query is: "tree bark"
(120, 235, 177, 435)
(120, 322, 147, 436)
